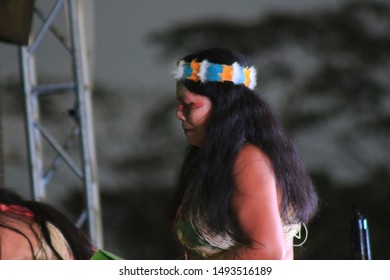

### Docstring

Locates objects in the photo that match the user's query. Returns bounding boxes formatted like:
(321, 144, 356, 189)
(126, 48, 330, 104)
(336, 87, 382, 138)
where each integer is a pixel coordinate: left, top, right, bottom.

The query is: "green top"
(91, 249, 123, 260)
(176, 218, 235, 259)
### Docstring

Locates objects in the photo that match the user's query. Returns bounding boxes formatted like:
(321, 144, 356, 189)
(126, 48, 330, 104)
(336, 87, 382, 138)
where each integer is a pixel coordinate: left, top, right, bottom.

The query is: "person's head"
(0, 188, 94, 259)
(174, 48, 258, 147)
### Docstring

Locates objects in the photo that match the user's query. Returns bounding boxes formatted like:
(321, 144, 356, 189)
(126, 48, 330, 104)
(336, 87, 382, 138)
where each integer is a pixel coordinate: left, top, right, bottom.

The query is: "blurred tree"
(149, 0, 390, 259)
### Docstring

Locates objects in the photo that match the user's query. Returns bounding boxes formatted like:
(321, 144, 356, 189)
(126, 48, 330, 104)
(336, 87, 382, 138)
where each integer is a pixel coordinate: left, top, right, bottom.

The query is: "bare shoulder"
(232, 144, 276, 197)
(234, 144, 274, 176)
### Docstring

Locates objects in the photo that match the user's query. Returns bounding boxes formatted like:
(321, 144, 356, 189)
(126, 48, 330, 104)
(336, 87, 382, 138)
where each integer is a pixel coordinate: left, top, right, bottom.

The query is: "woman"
(170, 48, 318, 259)
(0, 188, 94, 259)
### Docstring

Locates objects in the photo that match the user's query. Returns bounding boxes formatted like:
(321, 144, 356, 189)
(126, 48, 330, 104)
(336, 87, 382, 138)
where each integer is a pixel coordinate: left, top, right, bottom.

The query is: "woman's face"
(176, 83, 213, 147)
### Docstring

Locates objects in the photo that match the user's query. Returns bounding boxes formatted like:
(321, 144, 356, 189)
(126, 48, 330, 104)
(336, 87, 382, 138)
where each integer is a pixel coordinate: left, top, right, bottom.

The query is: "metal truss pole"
(19, 0, 103, 248)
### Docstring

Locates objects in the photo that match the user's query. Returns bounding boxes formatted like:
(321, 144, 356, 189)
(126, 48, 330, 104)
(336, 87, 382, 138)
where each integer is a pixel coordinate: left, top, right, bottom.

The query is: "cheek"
(192, 113, 210, 129)
(192, 102, 204, 109)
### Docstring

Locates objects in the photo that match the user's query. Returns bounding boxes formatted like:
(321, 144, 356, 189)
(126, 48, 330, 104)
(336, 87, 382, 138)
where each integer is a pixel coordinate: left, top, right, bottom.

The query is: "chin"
(185, 135, 203, 147)
(188, 140, 202, 147)
(186, 138, 198, 147)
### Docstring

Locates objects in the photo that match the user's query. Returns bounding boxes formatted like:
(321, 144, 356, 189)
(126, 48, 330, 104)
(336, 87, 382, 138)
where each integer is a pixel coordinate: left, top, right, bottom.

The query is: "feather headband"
(173, 59, 257, 90)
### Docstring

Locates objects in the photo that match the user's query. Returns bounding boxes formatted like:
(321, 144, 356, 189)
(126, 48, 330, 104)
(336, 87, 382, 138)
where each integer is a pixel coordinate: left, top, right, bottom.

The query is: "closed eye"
(177, 101, 203, 113)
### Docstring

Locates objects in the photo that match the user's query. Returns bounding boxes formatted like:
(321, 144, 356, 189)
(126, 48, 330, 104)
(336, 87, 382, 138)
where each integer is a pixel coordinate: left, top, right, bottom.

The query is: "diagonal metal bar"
(28, 0, 65, 55)
(43, 125, 80, 186)
(33, 5, 71, 52)
(75, 209, 87, 228)
(35, 122, 84, 180)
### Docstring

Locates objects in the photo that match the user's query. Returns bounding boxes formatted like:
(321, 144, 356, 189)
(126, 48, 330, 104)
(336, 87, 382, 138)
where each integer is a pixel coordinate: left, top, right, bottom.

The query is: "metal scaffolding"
(19, 0, 103, 248)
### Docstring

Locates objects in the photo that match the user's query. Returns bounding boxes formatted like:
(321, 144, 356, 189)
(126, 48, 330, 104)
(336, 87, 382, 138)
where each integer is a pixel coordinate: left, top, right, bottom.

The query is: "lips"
(182, 124, 193, 133)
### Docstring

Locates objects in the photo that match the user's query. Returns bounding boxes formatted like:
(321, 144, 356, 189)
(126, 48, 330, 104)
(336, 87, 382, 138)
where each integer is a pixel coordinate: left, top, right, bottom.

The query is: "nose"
(176, 104, 186, 121)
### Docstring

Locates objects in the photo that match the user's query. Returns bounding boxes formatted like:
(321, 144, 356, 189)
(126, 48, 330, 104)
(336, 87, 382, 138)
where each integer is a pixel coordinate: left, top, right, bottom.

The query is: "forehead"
(176, 82, 203, 101)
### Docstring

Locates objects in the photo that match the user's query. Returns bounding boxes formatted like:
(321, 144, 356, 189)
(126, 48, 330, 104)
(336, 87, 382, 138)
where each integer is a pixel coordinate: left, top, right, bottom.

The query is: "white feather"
(198, 60, 210, 83)
(172, 60, 185, 80)
(248, 66, 257, 90)
(231, 62, 242, 85)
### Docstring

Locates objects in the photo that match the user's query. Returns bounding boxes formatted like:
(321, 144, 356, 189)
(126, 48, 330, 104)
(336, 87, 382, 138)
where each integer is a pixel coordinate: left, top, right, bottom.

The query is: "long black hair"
(0, 188, 94, 259)
(170, 48, 318, 242)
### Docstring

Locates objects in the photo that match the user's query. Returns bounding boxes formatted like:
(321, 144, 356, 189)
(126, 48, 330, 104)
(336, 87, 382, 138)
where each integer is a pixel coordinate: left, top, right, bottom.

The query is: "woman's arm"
(211, 144, 288, 260)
